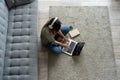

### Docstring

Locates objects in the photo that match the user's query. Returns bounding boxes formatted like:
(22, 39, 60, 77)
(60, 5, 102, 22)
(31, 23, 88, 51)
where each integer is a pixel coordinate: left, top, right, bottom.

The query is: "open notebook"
(69, 28, 80, 38)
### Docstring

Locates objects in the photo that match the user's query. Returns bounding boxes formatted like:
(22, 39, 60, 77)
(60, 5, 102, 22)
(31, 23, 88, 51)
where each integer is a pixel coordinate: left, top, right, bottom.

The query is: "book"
(69, 28, 80, 38)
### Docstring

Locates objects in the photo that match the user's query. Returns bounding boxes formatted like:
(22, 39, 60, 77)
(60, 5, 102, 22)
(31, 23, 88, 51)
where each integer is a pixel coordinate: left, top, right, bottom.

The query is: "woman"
(41, 17, 73, 54)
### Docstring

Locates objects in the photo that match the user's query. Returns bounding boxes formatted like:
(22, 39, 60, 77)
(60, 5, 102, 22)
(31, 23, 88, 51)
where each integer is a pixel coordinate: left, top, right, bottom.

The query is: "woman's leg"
(60, 26, 72, 36)
(45, 43, 62, 54)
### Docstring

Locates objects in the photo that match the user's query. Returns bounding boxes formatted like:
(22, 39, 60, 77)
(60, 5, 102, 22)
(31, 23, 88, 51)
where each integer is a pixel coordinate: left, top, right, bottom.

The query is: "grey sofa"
(0, 0, 38, 80)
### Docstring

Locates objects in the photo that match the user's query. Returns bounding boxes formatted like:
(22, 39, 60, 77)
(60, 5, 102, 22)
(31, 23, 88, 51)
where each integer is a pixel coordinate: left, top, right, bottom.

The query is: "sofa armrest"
(0, 0, 8, 80)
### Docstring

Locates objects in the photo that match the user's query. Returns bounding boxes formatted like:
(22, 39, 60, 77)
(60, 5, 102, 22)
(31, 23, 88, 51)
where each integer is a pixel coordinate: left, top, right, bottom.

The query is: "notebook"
(69, 28, 80, 38)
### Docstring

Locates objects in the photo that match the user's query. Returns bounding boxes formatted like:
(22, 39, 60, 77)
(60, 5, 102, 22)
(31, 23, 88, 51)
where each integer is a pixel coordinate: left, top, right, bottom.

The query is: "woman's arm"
(57, 30, 68, 41)
(54, 40, 68, 48)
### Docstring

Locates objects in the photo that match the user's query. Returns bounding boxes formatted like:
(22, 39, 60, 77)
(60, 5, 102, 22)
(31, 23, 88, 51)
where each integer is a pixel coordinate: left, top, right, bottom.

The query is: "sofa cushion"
(5, 0, 34, 9)
(3, 0, 38, 80)
(0, 0, 8, 80)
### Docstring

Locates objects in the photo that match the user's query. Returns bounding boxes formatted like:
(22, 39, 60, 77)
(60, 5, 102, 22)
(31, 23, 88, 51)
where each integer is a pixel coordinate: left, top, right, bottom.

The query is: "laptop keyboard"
(65, 41, 76, 53)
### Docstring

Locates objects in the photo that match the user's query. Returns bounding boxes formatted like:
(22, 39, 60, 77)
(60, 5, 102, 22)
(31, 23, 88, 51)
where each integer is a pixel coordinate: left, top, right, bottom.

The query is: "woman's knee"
(52, 46, 62, 54)
(60, 26, 71, 35)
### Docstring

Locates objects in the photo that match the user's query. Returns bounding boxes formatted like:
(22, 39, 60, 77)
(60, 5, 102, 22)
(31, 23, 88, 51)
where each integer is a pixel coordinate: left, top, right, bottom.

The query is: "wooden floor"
(38, 0, 120, 80)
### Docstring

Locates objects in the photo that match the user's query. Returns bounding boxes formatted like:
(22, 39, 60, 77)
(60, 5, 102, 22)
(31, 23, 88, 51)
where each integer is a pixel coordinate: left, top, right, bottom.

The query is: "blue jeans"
(45, 26, 71, 54)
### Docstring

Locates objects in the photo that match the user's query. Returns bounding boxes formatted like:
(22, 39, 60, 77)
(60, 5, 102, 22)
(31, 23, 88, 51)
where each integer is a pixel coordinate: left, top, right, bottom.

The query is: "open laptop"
(62, 39, 78, 56)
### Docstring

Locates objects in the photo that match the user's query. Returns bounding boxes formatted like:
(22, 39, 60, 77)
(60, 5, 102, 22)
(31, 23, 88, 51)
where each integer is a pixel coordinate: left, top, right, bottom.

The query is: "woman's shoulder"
(41, 26, 51, 34)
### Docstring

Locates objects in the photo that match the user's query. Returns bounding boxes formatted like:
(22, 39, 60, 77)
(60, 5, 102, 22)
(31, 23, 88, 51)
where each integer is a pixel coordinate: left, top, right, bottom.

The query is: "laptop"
(62, 39, 78, 56)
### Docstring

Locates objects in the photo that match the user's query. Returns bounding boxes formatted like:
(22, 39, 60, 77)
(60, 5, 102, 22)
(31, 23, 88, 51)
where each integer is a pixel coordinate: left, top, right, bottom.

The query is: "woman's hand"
(62, 36, 69, 43)
(64, 37, 69, 42)
(54, 40, 69, 48)
(62, 43, 69, 48)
